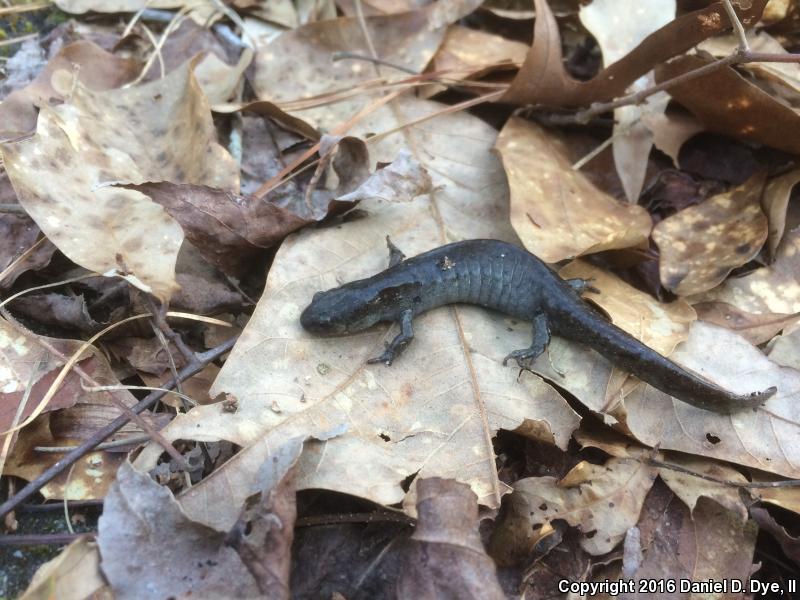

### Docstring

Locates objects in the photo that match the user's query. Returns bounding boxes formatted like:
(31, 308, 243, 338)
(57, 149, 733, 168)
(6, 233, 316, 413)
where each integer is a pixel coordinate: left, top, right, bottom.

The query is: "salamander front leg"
(368, 309, 414, 366)
(385, 236, 406, 268)
(503, 313, 550, 368)
(565, 277, 600, 295)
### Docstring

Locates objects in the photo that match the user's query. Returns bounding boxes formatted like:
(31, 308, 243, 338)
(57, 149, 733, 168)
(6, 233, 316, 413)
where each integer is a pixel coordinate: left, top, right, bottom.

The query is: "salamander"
(300, 239, 776, 414)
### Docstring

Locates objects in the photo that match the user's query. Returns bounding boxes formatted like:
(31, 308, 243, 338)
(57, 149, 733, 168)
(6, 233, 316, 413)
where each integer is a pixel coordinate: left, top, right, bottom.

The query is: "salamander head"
(300, 283, 383, 336)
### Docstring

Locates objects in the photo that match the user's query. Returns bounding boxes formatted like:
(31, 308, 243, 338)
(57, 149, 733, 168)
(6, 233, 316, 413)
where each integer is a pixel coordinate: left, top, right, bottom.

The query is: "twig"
(20, 499, 103, 512)
(649, 459, 800, 488)
(0, 204, 27, 214)
(333, 51, 418, 75)
(547, 51, 800, 125)
(296, 511, 415, 528)
(144, 295, 196, 365)
(0, 532, 93, 546)
(723, 0, 749, 53)
(35, 434, 153, 453)
(0, 335, 238, 520)
(0, 2, 51, 15)
(0, 33, 38, 48)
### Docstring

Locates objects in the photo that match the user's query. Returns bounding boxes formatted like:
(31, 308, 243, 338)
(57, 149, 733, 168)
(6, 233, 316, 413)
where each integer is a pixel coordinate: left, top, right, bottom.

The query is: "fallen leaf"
(20, 536, 107, 600)
(430, 24, 528, 83)
(9, 293, 102, 334)
(657, 54, 800, 154)
(695, 222, 800, 314)
(694, 301, 799, 345)
(751, 506, 800, 565)
(397, 478, 504, 599)
(579, 0, 675, 202)
(496, 117, 652, 262)
(0, 210, 56, 289)
(652, 172, 768, 296)
(699, 31, 800, 94)
(495, 457, 657, 555)
(762, 166, 800, 261)
(0, 41, 139, 140)
(2, 59, 239, 299)
(768, 327, 800, 370)
(221, 437, 302, 598)
(641, 109, 705, 168)
(501, 0, 769, 107)
(252, 2, 480, 130)
(98, 462, 259, 599)
(133, 98, 581, 512)
(658, 454, 748, 521)
(619, 322, 800, 479)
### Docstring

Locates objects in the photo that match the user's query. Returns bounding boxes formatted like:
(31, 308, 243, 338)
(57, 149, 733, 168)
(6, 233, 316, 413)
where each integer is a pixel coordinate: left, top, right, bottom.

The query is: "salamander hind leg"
(368, 309, 413, 366)
(503, 313, 550, 368)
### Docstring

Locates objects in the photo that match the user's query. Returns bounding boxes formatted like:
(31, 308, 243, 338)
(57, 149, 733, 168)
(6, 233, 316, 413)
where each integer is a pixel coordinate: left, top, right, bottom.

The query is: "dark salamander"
(301, 239, 776, 414)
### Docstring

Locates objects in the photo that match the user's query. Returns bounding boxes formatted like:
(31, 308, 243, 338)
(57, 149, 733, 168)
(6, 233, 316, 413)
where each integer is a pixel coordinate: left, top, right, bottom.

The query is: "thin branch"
(547, 51, 800, 125)
(0, 335, 238, 519)
(0, 532, 94, 546)
(649, 459, 800, 488)
(722, 0, 749, 53)
(0, 204, 27, 214)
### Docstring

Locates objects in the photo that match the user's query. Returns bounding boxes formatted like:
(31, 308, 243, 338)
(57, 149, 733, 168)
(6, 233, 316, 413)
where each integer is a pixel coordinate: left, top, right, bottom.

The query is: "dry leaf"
(496, 457, 658, 555)
(762, 166, 800, 261)
(641, 109, 705, 167)
(768, 327, 800, 370)
(98, 462, 260, 599)
(694, 301, 799, 345)
(2, 60, 238, 299)
(658, 454, 748, 521)
(579, 0, 675, 202)
(133, 98, 581, 512)
(20, 536, 107, 600)
(696, 224, 800, 314)
(0, 41, 138, 140)
(397, 478, 503, 599)
(496, 117, 652, 262)
(657, 54, 800, 154)
(652, 172, 768, 296)
(501, 0, 769, 107)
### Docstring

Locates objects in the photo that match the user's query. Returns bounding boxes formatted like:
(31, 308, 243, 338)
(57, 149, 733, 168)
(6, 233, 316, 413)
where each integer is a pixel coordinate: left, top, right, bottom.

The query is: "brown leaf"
(501, 0, 769, 107)
(20, 536, 107, 600)
(133, 98, 580, 512)
(657, 54, 800, 154)
(225, 437, 302, 598)
(751, 506, 800, 566)
(98, 462, 260, 599)
(397, 478, 503, 599)
(10, 293, 102, 334)
(762, 167, 800, 261)
(495, 458, 658, 556)
(0, 40, 138, 140)
(694, 301, 799, 345)
(496, 117, 652, 262)
(698, 218, 800, 314)
(652, 172, 768, 296)
(2, 57, 238, 300)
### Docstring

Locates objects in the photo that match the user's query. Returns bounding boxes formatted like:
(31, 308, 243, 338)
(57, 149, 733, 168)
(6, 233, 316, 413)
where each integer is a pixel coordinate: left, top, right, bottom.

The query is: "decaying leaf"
(501, 0, 769, 107)
(133, 99, 581, 511)
(397, 478, 503, 599)
(0, 41, 139, 140)
(696, 224, 800, 314)
(652, 172, 768, 296)
(2, 60, 238, 299)
(20, 536, 107, 600)
(694, 301, 799, 345)
(579, 0, 675, 202)
(657, 54, 800, 154)
(494, 457, 658, 556)
(496, 117, 652, 262)
(98, 462, 259, 599)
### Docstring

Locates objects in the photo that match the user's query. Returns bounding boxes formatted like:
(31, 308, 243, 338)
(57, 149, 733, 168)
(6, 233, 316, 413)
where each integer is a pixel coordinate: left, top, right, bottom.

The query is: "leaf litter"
(2, 0, 800, 597)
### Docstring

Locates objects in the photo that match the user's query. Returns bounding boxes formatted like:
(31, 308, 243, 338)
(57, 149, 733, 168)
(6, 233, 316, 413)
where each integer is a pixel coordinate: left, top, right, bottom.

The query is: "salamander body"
(300, 239, 775, 414)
